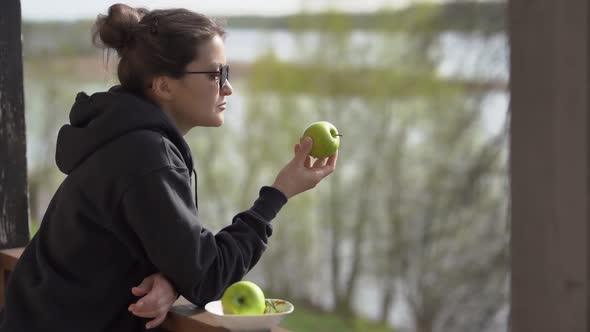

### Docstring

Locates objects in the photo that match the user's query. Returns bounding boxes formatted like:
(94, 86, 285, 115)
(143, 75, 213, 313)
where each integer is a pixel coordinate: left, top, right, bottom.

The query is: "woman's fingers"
(129, 304, 167, 318)
(304, 156, 313, 168)
(313, 152, 338, 179)
(309, 151, 337, 170)
(131, 275, 154, 297)
(146, 313, 167, 329)
(294, 137, 312, 165)
(326, 151, 338, 168)
(130, 309, 158, 318)
(312, 157, 328, 168)
(131, 286, 148, 297)
(129, 291, 168, 316)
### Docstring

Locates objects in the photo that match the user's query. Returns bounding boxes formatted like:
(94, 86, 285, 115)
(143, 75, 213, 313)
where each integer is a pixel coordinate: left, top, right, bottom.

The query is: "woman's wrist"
(271, 181, 292, 199)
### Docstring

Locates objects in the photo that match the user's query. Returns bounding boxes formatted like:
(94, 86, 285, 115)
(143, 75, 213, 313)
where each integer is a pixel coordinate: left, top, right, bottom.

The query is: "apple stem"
(335, 134, 343, 137)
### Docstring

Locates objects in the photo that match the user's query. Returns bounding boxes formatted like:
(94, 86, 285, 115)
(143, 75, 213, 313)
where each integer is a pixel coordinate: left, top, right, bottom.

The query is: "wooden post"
(0, 0, 29, 249)
(510, 0, 589, 331)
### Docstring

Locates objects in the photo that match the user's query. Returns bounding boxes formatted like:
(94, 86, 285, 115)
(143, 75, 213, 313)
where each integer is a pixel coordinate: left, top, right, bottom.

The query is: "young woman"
(0, 3, 337, 332)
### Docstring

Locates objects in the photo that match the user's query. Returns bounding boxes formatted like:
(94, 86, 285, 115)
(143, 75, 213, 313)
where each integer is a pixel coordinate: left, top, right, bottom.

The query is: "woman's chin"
(214, 114, 224, 126)
(207, 115, 224, 127)
(193, 112, 224, 127)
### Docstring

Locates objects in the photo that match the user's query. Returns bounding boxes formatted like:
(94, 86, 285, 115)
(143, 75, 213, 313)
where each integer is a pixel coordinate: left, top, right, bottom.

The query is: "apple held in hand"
(302, 121, 342, 158)
(221, 281, 266, 315)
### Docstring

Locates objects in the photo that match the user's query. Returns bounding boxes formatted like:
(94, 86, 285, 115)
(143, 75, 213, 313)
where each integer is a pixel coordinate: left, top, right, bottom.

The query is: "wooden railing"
(0, 248, 289, 332)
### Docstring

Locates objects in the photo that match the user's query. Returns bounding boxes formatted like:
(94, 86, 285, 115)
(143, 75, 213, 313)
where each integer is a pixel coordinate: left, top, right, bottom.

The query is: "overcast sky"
(21, 0, 417, 21)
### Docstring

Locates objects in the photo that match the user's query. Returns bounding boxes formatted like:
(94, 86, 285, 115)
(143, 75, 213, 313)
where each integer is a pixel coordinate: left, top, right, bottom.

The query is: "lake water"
(223, 27, 508, 134)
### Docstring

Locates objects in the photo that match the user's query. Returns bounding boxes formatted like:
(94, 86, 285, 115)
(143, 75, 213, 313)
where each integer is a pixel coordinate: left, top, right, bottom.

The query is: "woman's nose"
(222, 81, 233, 96)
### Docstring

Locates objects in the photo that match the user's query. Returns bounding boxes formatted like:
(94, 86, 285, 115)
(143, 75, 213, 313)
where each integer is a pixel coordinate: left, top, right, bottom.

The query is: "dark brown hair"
(92, 3, 226, 93)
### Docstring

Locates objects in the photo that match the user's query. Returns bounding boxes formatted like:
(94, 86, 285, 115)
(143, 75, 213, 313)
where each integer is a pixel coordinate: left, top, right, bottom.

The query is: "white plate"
(204, 298, 294, 332)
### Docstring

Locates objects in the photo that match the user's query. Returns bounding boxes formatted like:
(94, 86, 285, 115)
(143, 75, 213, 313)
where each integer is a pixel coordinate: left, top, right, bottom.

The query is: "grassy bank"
(279, 302, 396, 332)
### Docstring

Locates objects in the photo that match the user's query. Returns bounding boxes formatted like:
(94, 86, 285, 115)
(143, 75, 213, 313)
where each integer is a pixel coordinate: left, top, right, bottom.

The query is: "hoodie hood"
(56, 85, 193, 175)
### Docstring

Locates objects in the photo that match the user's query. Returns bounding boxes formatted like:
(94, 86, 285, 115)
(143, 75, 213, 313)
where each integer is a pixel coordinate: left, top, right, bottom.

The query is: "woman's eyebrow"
(209, 62, 226, 68)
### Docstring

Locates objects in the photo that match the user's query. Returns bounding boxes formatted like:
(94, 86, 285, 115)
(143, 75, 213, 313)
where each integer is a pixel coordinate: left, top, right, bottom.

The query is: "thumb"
(131, 287, 148, 296)
(132, 277, 154, 296)
(295, 137, 312, 163)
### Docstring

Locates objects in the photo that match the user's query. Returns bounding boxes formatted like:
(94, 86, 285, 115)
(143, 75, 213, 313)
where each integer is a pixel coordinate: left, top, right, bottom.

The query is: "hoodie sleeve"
(119, 166, 287, 306)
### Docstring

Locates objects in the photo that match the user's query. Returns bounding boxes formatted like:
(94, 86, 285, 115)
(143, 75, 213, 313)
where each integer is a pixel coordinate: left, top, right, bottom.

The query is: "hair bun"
(92, 3, 146, 53)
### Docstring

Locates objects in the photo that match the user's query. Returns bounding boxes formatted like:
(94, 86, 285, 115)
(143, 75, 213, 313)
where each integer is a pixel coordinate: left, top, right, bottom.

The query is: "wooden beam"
(0, 0, 29, 248)
(510, 0, 590, 331)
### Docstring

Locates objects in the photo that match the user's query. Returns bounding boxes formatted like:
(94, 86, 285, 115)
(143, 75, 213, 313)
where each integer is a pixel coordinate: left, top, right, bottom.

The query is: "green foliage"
(29, 222, 40, 239)
(280, 303, 396, 332)
(284, 2, 504, 34)
(288, 9, 353, 34)
(249, 54, 458, 99)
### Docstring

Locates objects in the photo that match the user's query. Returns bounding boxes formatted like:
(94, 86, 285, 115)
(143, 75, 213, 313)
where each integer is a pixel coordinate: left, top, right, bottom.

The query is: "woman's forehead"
(194, 36, 226, 66)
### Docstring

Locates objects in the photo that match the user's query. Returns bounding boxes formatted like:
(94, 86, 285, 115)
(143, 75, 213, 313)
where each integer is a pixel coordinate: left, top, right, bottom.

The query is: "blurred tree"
(243, 3, 509, 332)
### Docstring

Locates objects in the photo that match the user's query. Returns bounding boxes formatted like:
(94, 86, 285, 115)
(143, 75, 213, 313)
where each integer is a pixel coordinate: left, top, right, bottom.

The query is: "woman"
(0, 4, 337, 332)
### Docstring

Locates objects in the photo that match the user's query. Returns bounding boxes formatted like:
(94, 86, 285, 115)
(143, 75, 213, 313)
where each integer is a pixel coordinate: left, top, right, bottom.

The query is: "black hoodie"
(0, 86, 287, 332)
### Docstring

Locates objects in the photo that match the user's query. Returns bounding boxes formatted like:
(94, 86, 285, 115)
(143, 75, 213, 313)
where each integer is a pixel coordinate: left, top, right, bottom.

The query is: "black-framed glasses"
(184, 64, 230, 90)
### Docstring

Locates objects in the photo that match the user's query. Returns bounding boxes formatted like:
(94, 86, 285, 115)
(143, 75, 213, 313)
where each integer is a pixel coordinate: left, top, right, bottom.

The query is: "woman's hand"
(128, 273, 178, 329)
(272, 136, 338, 199)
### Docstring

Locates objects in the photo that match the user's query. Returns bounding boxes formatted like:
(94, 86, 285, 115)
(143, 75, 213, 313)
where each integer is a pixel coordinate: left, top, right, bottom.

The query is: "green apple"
(302, 121, 342, 158)
(221, 281, 266, 315)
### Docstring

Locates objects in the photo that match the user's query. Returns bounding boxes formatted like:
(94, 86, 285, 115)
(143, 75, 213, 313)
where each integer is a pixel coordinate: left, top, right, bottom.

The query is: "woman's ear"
(150, 76, 174, 101)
